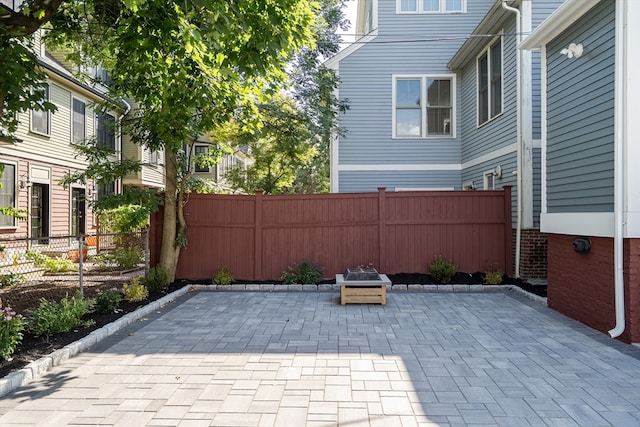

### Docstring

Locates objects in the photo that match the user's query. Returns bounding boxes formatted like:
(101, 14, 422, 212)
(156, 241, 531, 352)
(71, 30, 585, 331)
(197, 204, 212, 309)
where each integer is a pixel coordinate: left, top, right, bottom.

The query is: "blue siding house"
(521, 0, 640, 343)
(327, 0, 562, 278)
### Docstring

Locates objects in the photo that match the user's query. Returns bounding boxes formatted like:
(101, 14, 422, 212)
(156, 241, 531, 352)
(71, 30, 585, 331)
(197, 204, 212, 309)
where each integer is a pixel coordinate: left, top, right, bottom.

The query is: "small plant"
(484, 270, 503, 285)
(122, 277, 148, 302)
(213, 266, 234, 285)
(94, 288, 123, 314)
(26, 292, 95, 340)
(44, 257, 78, 273)
(0, 272, 25, 287)
(25, 249, 47, 267)
(143, 265, 170, 293)
(113, 247, 144, 270)
(0, 306, 25, 361)
(429, 256, 457, 284)
(281, 260, 323, 284)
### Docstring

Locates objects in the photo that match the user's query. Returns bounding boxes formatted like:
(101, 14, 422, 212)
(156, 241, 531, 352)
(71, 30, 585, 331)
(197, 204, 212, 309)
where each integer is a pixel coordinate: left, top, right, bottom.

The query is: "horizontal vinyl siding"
(335, 0, 494, 191)
(533, 147, 541, 227)
(531, 51, 541, 140)
(339, 170, 461, 193)
(546, 0, 615, 213)
(460, 19, 517, 162)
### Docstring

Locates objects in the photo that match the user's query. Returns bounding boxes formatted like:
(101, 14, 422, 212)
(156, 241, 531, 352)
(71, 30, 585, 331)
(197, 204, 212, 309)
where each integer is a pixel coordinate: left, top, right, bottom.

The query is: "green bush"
(213, 266, 234, 285)
(44, 257, 77, 273)
(281, 260, 323, 284)
(0, 306, 25, 361)
(0, 272, 25, 287)
(25, 250, 48, 268)
(27, 292, 95, 339)
(122, 277, 148, 302)
(113, 247, 144, 270)
(429, 256, 457, 284)
(484, 270, 503, 285)
(94, 288, 122, 314)
(144, 266, 170, 293)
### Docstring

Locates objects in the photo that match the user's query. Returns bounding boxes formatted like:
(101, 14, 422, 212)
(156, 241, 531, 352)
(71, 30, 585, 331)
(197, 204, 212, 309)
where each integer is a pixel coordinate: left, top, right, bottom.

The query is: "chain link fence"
(0, 230, 149, 313)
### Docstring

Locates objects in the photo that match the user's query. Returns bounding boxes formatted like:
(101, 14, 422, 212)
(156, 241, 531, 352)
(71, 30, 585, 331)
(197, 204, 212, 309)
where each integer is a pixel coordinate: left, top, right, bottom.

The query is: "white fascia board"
(324, 31, 378, 70)
(339, 164, 461, 171)
(540, 212, 613, 237)
(519, 0, 602, 50)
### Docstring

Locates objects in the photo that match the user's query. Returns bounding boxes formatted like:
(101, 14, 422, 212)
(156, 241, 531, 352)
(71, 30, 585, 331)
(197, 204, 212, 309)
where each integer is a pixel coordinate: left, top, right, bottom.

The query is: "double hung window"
(96, 113, 116, 150)
(72, 98, 86, 143)
(31, 84, 50, 135)
(398, 0, 464, 13)
(478, 37, 503, 125)
(393, 75, 454, 138)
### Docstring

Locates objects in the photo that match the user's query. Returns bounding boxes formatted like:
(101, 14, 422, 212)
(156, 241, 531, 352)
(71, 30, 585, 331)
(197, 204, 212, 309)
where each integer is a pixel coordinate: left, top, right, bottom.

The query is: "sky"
(338, 0, 359, 48)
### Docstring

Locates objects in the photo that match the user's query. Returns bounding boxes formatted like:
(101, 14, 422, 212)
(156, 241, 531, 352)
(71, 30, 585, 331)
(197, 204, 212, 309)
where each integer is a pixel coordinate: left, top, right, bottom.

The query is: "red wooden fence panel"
(150, 187, 513, 281)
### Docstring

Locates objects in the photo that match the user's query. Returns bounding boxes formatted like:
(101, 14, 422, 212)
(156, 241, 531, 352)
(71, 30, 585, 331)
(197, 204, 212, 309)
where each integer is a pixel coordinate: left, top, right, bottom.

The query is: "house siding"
(335, 0, 495, 191)
(546, 0, 615, 213)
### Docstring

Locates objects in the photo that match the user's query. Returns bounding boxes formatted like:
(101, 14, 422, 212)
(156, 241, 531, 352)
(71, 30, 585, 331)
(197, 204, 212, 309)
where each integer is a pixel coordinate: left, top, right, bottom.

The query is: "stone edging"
(0, 283, 545, 397)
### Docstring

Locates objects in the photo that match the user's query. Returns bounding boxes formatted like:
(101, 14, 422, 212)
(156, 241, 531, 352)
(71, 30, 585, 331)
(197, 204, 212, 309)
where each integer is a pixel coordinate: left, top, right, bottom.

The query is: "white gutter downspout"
(502, 0, 522, 277)
(609, 0, 625, 338)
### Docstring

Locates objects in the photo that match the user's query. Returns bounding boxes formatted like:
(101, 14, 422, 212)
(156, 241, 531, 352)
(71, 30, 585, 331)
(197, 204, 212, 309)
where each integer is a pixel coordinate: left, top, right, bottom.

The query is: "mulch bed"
(1, 273, 545, 380)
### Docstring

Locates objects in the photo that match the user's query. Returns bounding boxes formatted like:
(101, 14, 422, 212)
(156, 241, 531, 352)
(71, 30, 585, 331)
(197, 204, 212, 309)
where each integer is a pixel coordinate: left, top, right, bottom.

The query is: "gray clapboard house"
(327, 0, 562, 278)
(521, 0, 640, 343)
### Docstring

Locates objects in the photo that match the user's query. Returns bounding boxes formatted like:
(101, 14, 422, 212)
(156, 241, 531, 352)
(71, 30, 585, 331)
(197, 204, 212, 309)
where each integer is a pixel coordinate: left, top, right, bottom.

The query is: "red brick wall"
(515, 229, 548, 279)
(548, 234, 640, 343)
(624, 239, 640, 343)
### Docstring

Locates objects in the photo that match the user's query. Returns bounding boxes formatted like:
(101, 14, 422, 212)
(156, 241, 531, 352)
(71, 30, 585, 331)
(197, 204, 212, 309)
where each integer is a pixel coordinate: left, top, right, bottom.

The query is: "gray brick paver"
(2, 291, 640, 426)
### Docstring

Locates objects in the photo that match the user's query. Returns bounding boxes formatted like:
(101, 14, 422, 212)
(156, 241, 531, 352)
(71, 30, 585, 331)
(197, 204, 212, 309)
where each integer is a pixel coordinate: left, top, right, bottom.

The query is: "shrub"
(27, 292, 95, 339)
(213, 266, 234, 285)
(94, 288, 123, 314)
(113, 247, 144, 270)
(0, 272, 25, 288)
(281, 260, 323, 284)
(0, 306, 25, 361)
(484, 270, 503, 285)
(144, 265, 170, 293)
(25, 250, 48, 268)
(122, 277, 148, 302)
(44, 257, 77, 273)
(429, 256, 457, 284)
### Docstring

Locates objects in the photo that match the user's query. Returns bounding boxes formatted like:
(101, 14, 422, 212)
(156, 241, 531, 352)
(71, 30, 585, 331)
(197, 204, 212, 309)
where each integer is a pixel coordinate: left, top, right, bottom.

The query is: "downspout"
(502, 0, 522, 277)
(609, 0, 625, 338)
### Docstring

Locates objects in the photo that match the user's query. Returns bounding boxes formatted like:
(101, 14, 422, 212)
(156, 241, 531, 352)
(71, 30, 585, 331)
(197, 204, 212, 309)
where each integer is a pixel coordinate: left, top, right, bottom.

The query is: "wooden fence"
(150, 187, 513, 281)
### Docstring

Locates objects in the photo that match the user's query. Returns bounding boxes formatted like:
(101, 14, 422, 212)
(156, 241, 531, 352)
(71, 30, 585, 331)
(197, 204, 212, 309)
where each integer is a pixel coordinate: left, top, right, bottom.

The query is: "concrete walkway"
(1, 290, 639, 426)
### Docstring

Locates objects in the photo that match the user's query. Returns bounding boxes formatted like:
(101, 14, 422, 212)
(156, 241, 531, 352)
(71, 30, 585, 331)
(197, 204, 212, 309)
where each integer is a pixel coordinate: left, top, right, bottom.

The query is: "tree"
(50, 0, 315, 280)
(221, 0, 349, 194)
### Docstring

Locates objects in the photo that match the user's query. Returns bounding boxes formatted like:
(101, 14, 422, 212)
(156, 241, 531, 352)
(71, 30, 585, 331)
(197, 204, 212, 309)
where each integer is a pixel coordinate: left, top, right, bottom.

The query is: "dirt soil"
(1, 273, 545, 380)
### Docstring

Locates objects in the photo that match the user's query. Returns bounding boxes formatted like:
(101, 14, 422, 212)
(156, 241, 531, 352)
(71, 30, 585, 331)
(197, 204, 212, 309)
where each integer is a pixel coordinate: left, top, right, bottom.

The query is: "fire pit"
(336, 267, 391, 305)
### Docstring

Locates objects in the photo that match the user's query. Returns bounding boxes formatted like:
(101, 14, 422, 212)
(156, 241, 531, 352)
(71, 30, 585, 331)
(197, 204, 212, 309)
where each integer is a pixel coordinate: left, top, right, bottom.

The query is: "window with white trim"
(72, 98, 86, 143)
(477, 37, 503, 125)
(194, 145, 209, 172)
(96, 113, 116, 150)
(398, 0, 464, 13)
(31, 84, 50, 135)
(393, 75, 454, 138)
(0, 162, 17, 228)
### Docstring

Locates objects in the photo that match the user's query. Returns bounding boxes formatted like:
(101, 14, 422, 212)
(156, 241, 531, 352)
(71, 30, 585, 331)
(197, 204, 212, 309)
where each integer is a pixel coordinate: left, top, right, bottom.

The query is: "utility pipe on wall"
(609, 0, 626, 338)
(502, 0, 522, 277)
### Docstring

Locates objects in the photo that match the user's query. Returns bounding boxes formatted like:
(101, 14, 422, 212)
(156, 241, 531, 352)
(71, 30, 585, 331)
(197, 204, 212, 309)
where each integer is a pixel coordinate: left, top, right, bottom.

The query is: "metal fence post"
(78, 234, 84, 296)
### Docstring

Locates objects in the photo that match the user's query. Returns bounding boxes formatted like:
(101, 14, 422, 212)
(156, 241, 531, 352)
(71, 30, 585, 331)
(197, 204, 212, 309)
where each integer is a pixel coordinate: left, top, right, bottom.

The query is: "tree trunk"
(159, 149, 181, 281)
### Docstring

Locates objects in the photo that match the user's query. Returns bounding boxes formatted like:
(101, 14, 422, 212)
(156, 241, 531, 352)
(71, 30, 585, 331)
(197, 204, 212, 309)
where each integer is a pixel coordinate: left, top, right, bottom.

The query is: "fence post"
(378, 187, 386, 273)
(503, 186, 514, 276)
(254, 191, 263, 280)
(145, 227, 150, 276)
(78, 234, 84, 296)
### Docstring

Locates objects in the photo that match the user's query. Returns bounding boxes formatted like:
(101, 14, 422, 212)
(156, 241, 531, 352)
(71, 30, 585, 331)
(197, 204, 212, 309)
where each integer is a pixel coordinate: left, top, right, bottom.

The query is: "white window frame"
(72, 97, 86, 143)
(477, 35, 504, 127)
(0, 161, 18, 229)
(30, 84, 50, 136)
(397, 0, 465, 14)
(194, 144, 210, 173)
(392, 74, 456, 139)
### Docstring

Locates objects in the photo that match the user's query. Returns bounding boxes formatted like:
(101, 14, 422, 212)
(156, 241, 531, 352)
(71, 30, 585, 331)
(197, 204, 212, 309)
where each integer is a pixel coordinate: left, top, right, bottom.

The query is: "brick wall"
(548, 234, 640, 343)
(624, 239, 640, 343)
(512, 228, 548, 279)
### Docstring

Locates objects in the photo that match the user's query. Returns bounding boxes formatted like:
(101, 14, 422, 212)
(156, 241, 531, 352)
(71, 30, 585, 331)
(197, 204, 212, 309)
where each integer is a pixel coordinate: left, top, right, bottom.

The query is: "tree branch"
(0, 0, 66, 39)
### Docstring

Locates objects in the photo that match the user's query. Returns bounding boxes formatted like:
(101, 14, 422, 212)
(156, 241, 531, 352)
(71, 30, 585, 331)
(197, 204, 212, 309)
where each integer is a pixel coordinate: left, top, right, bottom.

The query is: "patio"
(1, 290, 639, 426)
